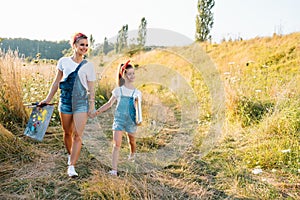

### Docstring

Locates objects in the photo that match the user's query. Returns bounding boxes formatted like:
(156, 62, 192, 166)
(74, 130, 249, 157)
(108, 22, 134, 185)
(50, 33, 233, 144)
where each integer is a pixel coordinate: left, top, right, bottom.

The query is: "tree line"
(0, 38, 69, 60)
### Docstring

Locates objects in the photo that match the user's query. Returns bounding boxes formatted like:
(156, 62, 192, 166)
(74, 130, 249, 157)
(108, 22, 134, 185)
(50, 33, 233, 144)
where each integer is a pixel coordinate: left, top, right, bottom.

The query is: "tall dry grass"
(0, 49, 28, 131)
(0, 49, 58, 131)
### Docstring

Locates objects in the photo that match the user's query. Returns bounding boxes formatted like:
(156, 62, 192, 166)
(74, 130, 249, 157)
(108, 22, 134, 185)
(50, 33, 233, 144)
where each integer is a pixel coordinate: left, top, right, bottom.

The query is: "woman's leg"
(59, 113, 74, 155)
(70, 112, 88, 166)
(112, 130, 123, 171)
(127, 133, 136, 157)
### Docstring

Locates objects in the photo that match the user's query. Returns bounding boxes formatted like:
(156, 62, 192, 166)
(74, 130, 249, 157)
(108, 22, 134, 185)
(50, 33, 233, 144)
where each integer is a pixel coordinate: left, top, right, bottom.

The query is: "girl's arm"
(95, 95, 117, 116)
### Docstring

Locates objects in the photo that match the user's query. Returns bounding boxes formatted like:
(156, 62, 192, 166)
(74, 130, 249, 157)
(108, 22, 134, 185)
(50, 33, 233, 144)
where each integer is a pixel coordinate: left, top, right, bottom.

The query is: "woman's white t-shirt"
(57, 57, 96, 90)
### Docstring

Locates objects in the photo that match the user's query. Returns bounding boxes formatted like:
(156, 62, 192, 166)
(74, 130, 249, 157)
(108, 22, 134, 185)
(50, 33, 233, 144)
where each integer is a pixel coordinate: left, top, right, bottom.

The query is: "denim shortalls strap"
(112, 87, 137, 133)
(59, 60, 87, 92)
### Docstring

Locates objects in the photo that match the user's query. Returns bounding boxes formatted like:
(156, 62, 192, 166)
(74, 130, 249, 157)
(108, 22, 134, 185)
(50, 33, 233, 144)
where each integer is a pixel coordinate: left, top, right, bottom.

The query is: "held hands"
(88, 109, 100, 118)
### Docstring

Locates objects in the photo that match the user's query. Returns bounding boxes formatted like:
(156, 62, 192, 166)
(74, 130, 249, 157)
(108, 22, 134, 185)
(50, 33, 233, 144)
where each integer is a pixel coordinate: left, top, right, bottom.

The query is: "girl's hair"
(70, 32, 88, 46)
(117, 60, 133, 86)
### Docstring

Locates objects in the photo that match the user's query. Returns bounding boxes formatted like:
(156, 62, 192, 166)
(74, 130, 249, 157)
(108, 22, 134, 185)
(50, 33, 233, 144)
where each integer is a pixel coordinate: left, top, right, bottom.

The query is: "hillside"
(0, 32, 299, 199)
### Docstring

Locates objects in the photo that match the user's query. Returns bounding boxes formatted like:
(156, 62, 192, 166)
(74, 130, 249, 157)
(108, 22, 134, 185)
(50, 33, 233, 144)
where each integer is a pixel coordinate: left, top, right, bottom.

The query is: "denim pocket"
(60, 90, 72, 104)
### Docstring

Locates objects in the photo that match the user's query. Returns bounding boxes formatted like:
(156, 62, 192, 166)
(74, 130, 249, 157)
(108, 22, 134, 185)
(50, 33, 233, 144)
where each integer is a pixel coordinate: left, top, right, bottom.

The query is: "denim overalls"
(71, 75, 89, 113)
(59, 60, 89, 114)
(112, 87, 137, 133)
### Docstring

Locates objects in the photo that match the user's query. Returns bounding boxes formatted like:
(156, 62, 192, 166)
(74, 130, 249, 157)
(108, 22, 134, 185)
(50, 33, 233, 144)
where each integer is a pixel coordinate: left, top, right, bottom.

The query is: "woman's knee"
(73, 133, 83, 143)
(64, 130, 73, 138)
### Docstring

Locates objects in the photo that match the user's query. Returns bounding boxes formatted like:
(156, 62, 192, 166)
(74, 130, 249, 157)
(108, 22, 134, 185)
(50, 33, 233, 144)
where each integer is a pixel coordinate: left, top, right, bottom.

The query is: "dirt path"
(83, 103, 197, 174)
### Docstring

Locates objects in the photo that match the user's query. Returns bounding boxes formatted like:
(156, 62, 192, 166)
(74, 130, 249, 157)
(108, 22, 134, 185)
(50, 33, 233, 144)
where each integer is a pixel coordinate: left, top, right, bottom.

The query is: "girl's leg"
(70, 112, 88, 166)
(59, 113, 74, 155)
(127, 133, 136, 157)
(112, 130, 123, 171)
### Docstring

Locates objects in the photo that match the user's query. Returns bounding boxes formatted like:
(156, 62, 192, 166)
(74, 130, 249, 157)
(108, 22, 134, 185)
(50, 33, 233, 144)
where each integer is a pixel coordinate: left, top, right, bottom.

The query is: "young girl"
(93, 60, 142, 176)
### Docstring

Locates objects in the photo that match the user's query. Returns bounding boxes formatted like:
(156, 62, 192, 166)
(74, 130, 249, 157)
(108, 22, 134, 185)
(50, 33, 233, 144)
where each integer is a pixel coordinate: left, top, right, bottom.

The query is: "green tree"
(103, 37, 109, 55)
(115, 29, 123, 53)
(115, 24, 128, 53)
(195, 0, 215, 42)
(89, 34, 95, 49)
(88, 34, 95, 57)
(122, 24, 129, 50)
(137, 17, 147, 47)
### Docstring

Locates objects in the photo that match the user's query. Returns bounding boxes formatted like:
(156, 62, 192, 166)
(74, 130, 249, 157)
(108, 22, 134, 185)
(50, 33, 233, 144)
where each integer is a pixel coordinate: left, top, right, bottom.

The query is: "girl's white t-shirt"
(112, 86, 142, 102)
(57, 57, 96, 90)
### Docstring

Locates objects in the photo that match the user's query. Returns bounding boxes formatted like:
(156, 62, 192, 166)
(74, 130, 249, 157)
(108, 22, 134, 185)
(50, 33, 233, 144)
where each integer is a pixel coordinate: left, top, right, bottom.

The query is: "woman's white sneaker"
(68, 165, 78, 177)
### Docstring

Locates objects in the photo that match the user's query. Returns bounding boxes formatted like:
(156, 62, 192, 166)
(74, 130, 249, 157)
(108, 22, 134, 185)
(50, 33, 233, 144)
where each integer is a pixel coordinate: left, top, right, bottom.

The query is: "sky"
(1, 0, 299, 44)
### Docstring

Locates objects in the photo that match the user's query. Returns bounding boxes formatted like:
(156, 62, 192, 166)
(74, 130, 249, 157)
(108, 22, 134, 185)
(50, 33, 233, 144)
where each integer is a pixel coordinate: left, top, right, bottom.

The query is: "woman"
(41, 32, 96, 177)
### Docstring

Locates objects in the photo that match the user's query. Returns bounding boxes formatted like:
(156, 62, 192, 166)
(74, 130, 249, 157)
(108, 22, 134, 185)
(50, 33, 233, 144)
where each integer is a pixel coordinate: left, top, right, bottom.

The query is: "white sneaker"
(67, 155, 71, 166)
(68, 165, 78, 177)
(108, 170, 117, 176)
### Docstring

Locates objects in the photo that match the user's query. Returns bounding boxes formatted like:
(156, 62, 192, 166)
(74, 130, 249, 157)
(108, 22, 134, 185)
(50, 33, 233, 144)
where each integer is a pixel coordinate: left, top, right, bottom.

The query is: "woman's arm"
(41, 69, 63, 104)
(87, 80, 95, 116)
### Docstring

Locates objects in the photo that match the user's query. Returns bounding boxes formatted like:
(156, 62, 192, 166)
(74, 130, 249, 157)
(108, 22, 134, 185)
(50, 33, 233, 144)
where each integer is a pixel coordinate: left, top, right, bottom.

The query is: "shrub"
(236, 96, 274, 127)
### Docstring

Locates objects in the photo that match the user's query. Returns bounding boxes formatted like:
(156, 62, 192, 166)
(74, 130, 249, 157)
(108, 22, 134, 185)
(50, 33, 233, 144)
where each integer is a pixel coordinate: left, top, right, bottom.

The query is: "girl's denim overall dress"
(113, 87, 137, 133)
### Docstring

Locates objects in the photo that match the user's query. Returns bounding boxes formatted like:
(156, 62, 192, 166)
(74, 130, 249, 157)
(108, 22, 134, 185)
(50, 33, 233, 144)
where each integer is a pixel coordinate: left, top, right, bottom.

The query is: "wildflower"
(281, 149, 291, 153)
(252, 168, 263, 175)
(255, 90, 262, 93)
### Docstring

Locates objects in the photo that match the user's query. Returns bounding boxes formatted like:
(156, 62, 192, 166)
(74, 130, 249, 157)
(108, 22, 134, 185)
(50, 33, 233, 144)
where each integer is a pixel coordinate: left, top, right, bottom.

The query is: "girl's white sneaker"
(128, 154, 136, 162)
(108, 170, 117, 176)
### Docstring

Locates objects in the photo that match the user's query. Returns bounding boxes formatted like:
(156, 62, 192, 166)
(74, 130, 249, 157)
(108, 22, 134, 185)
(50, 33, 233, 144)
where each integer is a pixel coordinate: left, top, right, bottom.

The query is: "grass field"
(0, 32, 299, 199)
